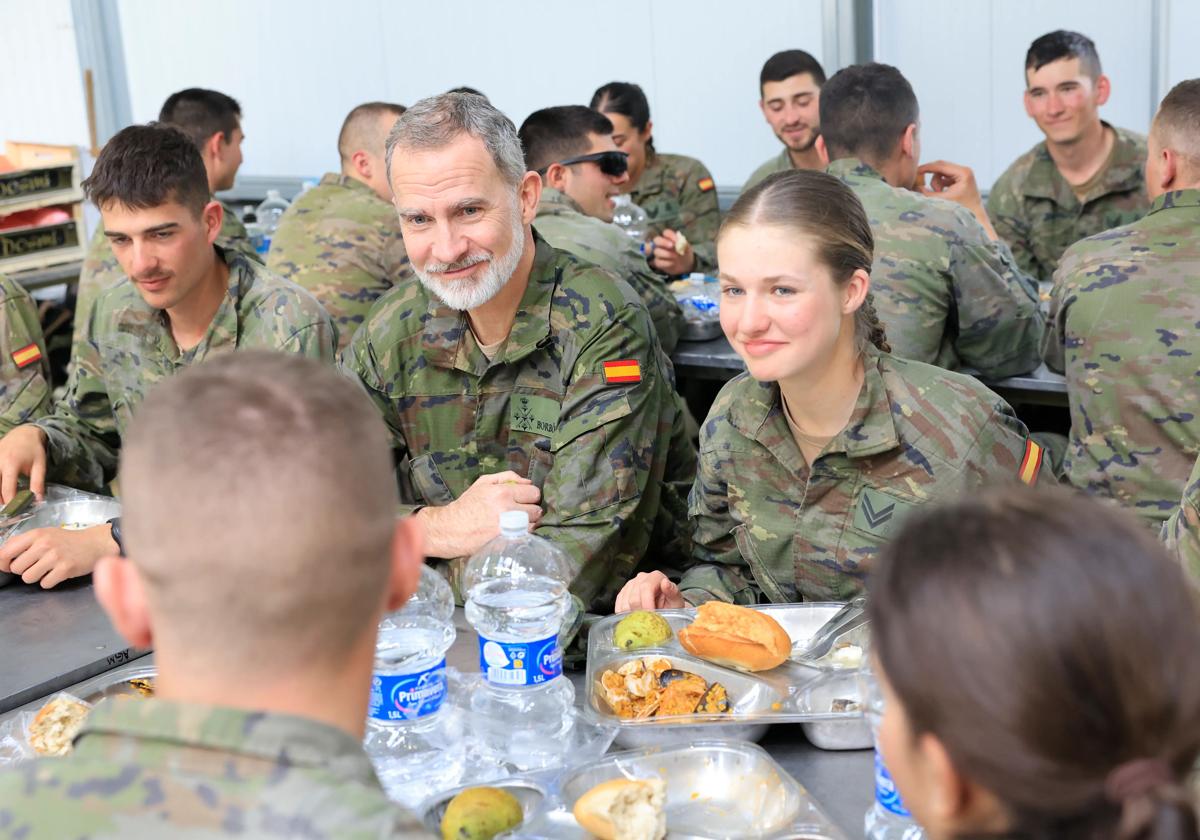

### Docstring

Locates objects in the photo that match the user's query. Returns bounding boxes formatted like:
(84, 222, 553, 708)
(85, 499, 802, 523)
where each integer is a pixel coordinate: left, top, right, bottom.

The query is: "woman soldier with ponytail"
(617, 170, 1053, 610)
(870, 486, 1200, 840)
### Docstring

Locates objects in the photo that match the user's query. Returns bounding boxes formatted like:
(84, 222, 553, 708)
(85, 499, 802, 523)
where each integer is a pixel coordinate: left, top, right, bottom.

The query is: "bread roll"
(28, 695, 91, 756)
(573, 777, 666, 840)
(677, 601, 791, 671)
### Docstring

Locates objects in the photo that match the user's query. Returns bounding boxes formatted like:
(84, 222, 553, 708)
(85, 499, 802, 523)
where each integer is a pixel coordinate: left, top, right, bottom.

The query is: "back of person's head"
(446, 86, 486, 99)
(83, 123, 210, 216)
(385, 91, 525, 188)
(869, 486, 1200, 840)
(819, 63, 918, 165)
(590, 82, 652, 134)
(759, 49, 826, 94)
(117, 352, 403, 676)
(338, 101, 407, 162)
(1152, 79, 1200, 173)
(518, 106, 615, 173)
(158, 87, 242, 151)
(1025, 30, 1102, 81)
(723, 169, 889, 353)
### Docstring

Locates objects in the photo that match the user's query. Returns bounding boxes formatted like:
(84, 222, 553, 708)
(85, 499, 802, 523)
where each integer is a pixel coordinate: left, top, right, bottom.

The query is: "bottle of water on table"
(462, 510, 576, 771)
(861, 660, 925, 840)
(364, 564, 463, 808)
(253, 189, 290, 255)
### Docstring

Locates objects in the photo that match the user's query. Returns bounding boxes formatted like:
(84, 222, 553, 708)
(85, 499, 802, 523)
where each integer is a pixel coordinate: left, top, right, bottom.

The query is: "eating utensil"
(793, 596, 868, 663)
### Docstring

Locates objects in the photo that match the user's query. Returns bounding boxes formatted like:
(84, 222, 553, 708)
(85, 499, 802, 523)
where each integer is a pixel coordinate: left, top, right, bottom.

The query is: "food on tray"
(440, 786, 523, 840)
(598, 657, 731, 720)
(128, 677, 155, 697)
(825, 642, 864, 669)
(831, 697, 862, 714)
(59, 523, 88, 531)
(673, 230, 689, 255)
(613, 611, 672, 651)
(677, 602, 791, 672)
(28, 695, 90, 756)
(573, 777, 667, 840)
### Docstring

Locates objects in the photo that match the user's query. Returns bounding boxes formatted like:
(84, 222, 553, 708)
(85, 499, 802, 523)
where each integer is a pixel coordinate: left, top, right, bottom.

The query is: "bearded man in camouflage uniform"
(269, 101, 414, 349)
(342, 93, 695, 613)
(0, 125, 334, 590)
(1045, 79, 1200, 527)
(0, 353, 433, 838)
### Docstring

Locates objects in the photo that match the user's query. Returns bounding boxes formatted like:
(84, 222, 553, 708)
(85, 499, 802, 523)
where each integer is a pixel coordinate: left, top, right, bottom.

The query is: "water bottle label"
(368, 659, 447, 721)
(874, 752, 913, 817)
(477, 634, 562, 687)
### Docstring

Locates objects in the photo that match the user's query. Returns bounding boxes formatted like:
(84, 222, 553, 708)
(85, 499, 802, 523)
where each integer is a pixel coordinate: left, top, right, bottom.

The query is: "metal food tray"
(585, 604, 870, 749)
(0, 496, 122, 587)
(420, 740, 848, 839)
(681, 319, 723, 342)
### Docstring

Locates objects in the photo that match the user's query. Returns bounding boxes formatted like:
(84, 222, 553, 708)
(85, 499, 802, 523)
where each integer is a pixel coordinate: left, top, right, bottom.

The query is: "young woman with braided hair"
(616, 170, 1052, 610)
(870, 485, 1200, 840)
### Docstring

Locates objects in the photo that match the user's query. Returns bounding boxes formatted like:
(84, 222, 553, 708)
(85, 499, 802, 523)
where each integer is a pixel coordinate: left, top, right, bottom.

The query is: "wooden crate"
(0, 141, 84, 214)
(0, 203, 87, 274)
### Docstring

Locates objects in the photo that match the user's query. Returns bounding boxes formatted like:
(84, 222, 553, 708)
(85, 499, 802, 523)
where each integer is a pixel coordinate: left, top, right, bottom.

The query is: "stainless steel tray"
(585, 604, 867, 749)
(420, 741, 848, 839)
(77, 665, 156, 704)
(681, 319, 723, 342)
(0, 497, 121, 587)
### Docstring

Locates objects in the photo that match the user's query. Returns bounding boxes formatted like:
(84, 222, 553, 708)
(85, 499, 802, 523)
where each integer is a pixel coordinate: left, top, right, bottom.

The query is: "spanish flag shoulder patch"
(603, 359, 642, 384)
(697, 177, 715, 193)
(11, 342, 41, 370)
(1018, 439, 1044, 486)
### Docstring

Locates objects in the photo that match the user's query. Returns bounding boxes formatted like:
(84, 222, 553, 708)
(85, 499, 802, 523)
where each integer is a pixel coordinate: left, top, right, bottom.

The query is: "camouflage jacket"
(1162, 452, 1200, 584)
(679, 349, 1050, 604)
(36, 248, 336, 491)
(742, 148, 794, 194)
(267, 173, 412, 350)
(1044, 189, 1200, 525)
(828, 158, 1044, 377)
(72, 199, 260, 359)
(0, 275, 51, 435)
(534, 187, 683, 353)
(987, 124, 1150, 282)
(341, 234, 696, 611)
(0, 697, 432, 839)
(631, 152, 721, 274)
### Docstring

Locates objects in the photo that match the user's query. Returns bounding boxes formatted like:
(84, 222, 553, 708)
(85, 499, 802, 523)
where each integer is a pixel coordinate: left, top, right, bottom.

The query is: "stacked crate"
(0, 142, 87, 275)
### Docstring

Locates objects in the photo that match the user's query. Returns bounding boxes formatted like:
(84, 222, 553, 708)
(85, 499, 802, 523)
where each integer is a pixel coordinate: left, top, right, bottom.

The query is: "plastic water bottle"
(253, 189, 290, 254)
(364, 565, 464, 808)
(610, 193, 648, 242)
(462, 510, 577, 770)
(861, 661, 925, 840)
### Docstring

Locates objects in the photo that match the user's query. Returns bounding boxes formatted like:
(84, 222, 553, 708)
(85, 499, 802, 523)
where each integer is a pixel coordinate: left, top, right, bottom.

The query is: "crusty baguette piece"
(28, 695, 91, 756)
(677, 601, 791, 671)
(573, 777, 666, 840)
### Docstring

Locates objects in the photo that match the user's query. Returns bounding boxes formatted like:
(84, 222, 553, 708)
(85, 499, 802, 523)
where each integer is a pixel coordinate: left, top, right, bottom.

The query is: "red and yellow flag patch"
(603, 359, 641, 384)
(1018, 439, 1044, 485)
(11, 343, 41, 369)
(697, 177, 715, 192)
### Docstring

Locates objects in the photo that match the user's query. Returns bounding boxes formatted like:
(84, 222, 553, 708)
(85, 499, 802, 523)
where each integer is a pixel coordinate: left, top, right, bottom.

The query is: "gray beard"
(415, 211, 527, 311)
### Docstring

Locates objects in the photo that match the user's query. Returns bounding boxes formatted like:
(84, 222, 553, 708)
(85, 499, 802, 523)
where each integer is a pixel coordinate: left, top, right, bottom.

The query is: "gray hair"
(385, 92, 526, 187)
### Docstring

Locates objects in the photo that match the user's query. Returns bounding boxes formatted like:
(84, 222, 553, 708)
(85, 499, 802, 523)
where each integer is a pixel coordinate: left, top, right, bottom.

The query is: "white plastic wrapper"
(0, 691, 93, 766)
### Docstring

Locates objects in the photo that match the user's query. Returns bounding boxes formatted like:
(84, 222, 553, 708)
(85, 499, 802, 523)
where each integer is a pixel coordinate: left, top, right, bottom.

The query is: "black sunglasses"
(541, 150, 629, 177)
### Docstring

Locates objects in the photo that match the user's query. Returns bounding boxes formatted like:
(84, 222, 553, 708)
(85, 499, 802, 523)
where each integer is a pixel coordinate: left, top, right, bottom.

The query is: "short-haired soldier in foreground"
(269, 101, 414, 349)
(818, 63, 1044, 378)
(988, 30, 1150, 282)
(1047, 79, 1200, 528)
(0, 353, 433, 837)
(519, 104, 684, 352)
(0, 124, 335, 589)
(73, 88, 259, 358)
(342, 92, 695, 613)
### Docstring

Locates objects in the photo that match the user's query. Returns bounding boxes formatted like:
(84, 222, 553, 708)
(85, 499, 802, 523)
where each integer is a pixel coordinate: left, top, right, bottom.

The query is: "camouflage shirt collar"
(78, 697, 381, 785)
(1023, 123, 1144, 206)
(319, 171, 376, 197)
(1148, 188, 1200, 215)
(826, 158, 887, 185)
(631, 152, 668, 200)
(537, 186, 586, 217)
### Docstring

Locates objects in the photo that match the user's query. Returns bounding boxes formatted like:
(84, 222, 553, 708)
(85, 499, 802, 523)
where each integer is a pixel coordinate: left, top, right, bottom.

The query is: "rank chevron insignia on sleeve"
(852, 488, 918, 538)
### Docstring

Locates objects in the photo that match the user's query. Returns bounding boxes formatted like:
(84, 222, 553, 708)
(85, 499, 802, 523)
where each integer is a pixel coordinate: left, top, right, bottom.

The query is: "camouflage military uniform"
(36, 248, 336, 492)
(534, 186, 684, 353)
(0, 697, 432, 839)
(72, 199, 259, 359)
(1044, 189, 1200, 526)
(341, 234, 696, 611)
(267, 173, 412, 350)
(631, 152, 721, 274)
(1162, 452, 1200, 583)
(679, 348, 1049, 604)
(988, 124, 1150, 282)
(0, 275, 51, 434)
(828, 158, 1044, 377)
(742, 148, 794, 194)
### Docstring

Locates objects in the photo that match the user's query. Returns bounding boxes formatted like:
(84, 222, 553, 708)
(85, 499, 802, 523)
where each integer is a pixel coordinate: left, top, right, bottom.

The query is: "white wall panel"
(1165, 0, 1200, 89)
(0, 0, 90, 146)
